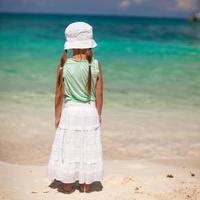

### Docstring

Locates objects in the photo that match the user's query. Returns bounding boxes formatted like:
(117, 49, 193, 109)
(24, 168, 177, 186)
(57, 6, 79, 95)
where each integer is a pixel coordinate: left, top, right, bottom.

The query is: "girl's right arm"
(95, 62, 103, 125)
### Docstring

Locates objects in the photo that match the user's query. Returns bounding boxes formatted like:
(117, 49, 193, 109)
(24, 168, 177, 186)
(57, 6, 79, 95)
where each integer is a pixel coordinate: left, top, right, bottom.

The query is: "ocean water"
(0, 13, 200, 109)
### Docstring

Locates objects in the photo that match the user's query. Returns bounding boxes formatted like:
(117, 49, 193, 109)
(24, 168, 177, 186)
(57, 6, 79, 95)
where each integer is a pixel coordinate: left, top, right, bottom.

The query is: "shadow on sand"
(49, 179, 103, 193)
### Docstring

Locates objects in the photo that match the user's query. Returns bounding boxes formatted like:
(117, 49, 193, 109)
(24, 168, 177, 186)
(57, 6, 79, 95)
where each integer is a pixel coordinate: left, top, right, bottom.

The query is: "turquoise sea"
(0, 13, 200, 109)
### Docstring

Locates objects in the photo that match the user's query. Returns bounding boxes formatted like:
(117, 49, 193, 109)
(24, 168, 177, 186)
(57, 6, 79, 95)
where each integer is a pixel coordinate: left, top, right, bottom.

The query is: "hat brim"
(64, 39, 97, 50)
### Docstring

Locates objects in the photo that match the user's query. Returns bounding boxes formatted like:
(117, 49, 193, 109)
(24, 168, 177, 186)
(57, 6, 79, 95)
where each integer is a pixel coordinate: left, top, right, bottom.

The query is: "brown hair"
(57, 51, 67, 90)
(85, 48, 93, 96)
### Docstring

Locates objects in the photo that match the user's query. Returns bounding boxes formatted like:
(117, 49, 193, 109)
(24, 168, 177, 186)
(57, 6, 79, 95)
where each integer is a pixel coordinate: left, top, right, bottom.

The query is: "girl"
(48, 22, 104, 193)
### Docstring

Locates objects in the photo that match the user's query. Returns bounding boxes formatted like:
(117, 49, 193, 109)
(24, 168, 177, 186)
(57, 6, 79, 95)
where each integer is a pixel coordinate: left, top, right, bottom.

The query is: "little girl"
(47, 22, 104, 193)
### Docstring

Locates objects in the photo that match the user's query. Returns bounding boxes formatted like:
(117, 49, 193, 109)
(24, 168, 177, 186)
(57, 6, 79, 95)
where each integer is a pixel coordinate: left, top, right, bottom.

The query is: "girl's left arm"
(55, 52, 67, 129)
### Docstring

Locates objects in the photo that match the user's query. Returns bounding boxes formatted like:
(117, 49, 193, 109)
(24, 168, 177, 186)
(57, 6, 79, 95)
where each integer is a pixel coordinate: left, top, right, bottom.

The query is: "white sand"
(0, 159, 200, 200)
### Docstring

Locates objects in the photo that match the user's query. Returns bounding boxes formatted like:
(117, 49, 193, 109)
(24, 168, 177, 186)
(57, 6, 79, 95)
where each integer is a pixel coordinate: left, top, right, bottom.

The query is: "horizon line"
(0, 11, 188, 20)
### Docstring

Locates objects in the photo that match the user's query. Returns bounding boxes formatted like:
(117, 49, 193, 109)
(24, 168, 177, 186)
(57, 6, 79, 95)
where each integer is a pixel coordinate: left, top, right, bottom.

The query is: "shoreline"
(0, 99, 200, 165)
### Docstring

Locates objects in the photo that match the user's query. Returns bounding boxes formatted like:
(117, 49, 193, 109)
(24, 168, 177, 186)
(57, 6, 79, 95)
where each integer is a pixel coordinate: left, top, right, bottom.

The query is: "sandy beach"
(0, 159, 200, 200)
(0, 98, 200, 200)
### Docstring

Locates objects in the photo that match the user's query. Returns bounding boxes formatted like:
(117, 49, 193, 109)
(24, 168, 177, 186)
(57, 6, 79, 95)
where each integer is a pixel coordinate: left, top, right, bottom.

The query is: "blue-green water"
(0, 13, 200, 109)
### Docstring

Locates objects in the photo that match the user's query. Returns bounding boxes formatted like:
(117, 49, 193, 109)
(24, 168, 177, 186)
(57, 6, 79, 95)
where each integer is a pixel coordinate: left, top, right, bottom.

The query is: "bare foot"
(79, 184, 84, 193)
(84, 183, 90, 193)
(79, 183, 90, 193)
(58, 183, 75, 194)
(63, 183, 74, 189)
(85, 184, 90, 192)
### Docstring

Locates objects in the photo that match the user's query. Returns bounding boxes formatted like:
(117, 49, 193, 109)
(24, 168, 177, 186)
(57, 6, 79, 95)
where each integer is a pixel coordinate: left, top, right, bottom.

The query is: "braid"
(58, 51, 67, 89)
(86, 49, 93, 96)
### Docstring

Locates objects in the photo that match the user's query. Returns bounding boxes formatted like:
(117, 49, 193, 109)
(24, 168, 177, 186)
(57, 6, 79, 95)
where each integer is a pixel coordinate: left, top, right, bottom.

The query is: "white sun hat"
(64, 21, 97, 50)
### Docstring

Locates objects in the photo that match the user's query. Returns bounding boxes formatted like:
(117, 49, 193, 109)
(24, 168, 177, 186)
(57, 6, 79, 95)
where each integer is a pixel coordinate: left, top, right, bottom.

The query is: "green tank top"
(62, 57, 99, 103)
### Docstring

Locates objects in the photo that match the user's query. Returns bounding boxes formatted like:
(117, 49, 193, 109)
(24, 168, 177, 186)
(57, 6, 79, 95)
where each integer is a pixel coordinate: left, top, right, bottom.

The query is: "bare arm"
(95, 62, 103, 124)
(55, 52, 67, 128)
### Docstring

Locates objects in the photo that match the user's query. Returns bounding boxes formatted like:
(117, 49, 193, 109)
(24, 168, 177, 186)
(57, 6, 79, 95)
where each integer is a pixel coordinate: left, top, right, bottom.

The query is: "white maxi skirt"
(47, 101, 104, 184)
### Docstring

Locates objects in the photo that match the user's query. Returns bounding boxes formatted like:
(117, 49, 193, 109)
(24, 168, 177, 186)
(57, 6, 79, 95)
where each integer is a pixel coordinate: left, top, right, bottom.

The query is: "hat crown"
(65, 22, 93, 42)
(64, 21, 97, 49)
